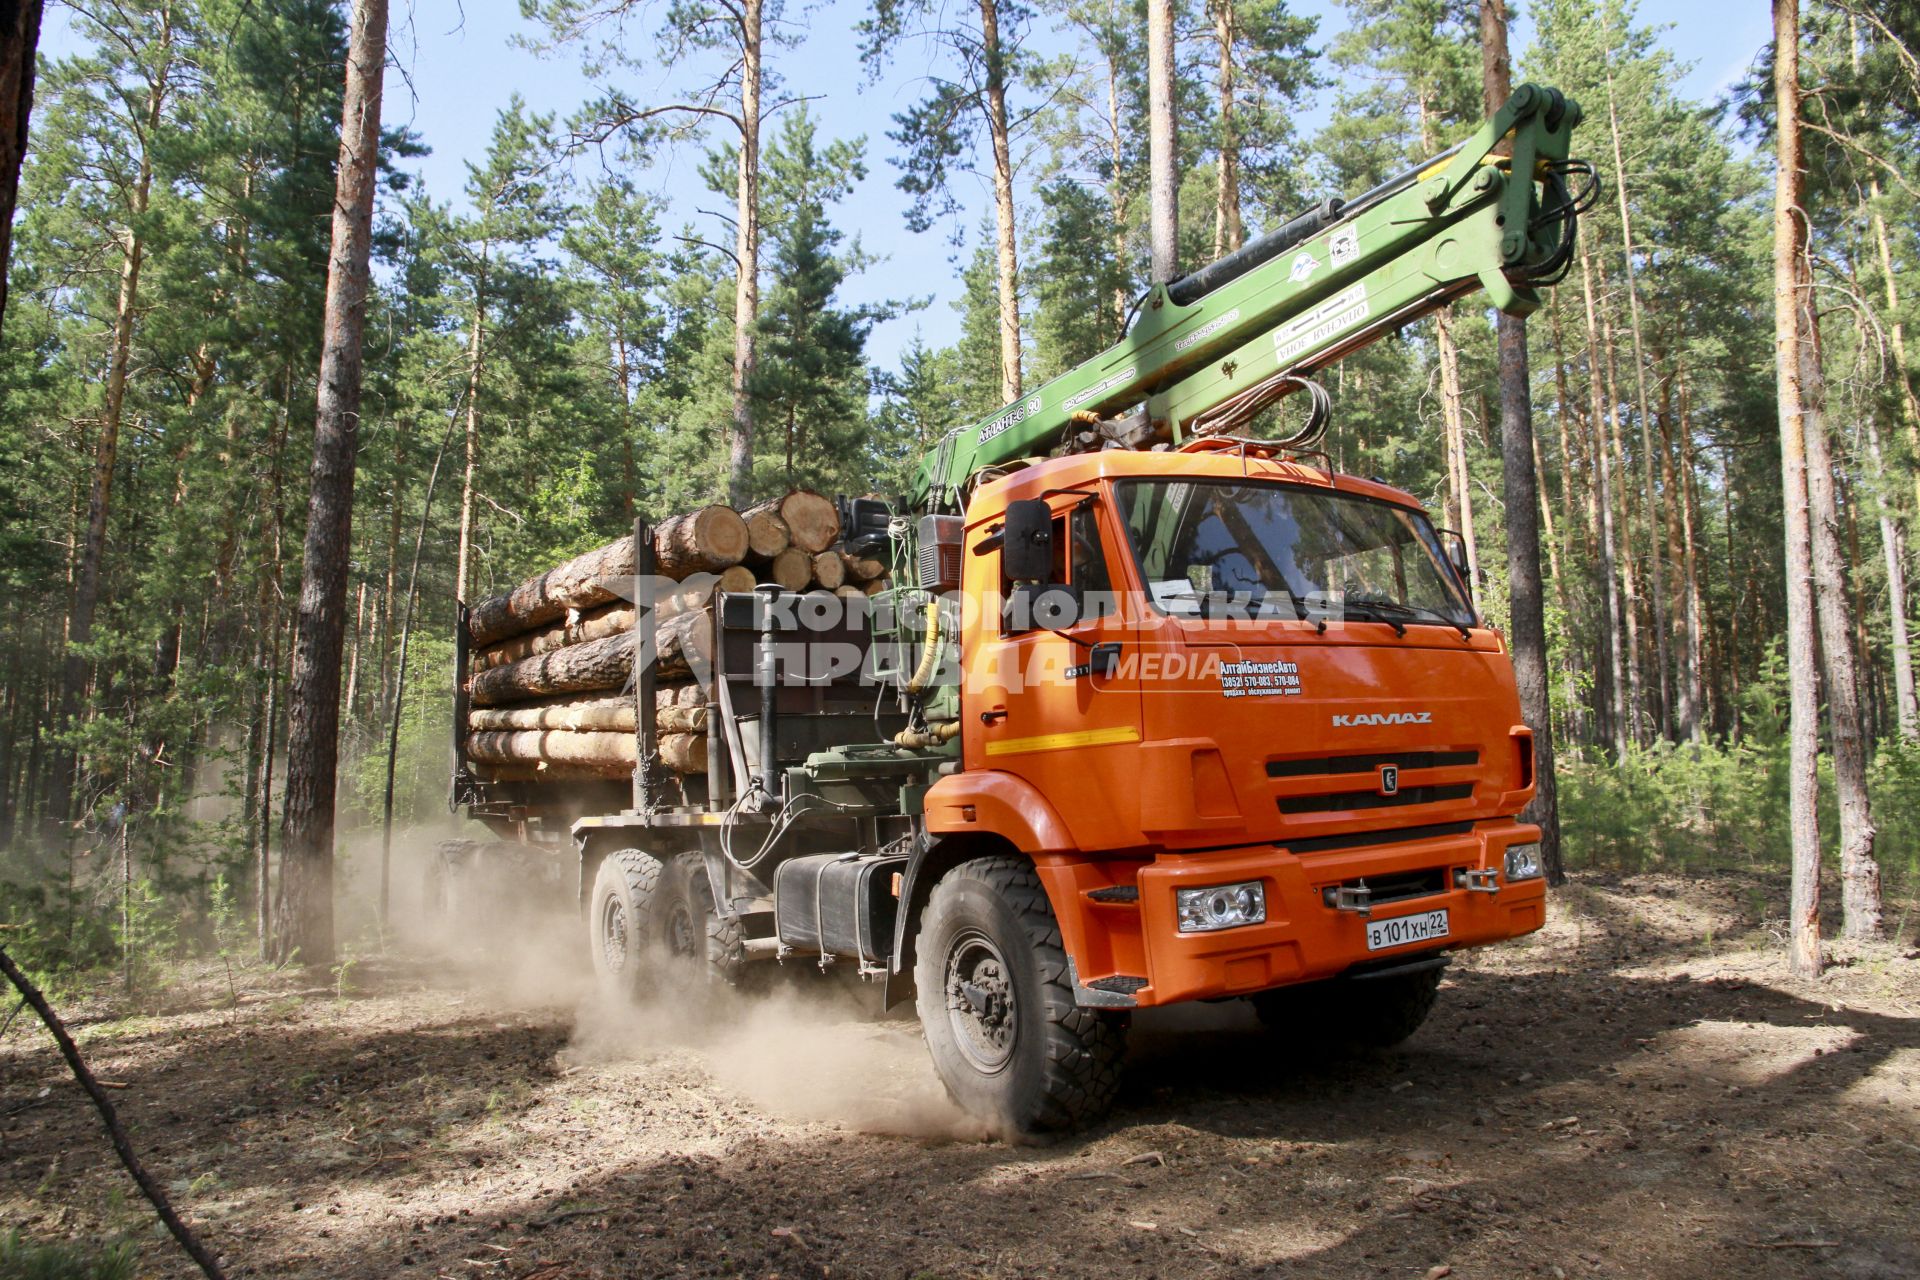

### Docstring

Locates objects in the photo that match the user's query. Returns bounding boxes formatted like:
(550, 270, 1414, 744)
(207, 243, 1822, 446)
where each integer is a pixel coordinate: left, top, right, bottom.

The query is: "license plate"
(1365, 908, 1449, 952)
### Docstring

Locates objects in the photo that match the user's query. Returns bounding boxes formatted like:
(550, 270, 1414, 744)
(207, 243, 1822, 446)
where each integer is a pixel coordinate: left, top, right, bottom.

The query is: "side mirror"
(1002, 499, 1054, 583)
(1439, 529, 1474, 602)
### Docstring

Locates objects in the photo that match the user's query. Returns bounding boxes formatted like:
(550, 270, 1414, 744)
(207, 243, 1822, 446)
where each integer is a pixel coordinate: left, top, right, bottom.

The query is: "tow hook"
(1456, 868, 1500, 895)
(1324, 882, 1373, 918)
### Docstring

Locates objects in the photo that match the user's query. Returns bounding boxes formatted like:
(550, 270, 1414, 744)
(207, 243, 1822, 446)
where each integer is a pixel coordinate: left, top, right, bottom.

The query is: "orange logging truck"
(442, 86, 1591, 1135)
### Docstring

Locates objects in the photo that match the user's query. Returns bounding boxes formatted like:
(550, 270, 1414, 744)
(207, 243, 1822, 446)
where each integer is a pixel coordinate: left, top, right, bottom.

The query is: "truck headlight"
(1176, 881, 1266, 933)
(1504, 843, 1543, 882)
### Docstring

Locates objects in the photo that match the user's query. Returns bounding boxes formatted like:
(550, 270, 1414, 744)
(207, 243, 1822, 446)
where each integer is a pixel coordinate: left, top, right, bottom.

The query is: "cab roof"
(965, 446, 1425, 527)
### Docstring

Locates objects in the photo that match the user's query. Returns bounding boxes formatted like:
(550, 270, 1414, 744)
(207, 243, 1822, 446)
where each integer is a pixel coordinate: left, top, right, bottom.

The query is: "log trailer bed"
(445, 87, 1594, 1135)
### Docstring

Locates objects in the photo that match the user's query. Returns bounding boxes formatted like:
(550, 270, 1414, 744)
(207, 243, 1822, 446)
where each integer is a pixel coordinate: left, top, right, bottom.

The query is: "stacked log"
(467, 505, 749, 646)
(463, 490, 892, 782)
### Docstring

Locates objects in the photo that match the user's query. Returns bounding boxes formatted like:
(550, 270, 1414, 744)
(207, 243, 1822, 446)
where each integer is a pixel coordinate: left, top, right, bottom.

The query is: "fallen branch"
(0, 945, 231, 1280)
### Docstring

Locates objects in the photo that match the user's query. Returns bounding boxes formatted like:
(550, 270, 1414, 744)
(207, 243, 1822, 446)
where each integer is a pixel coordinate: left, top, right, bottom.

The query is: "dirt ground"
(4, 869, 1918, 1280)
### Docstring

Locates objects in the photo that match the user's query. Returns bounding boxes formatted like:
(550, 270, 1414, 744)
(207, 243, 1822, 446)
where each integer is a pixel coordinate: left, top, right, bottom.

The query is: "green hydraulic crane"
(910, 83, 1594, 513)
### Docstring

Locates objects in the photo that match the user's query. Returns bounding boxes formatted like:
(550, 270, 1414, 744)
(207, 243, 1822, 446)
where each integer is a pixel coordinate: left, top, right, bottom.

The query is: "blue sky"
(43, 0, 1776, 371)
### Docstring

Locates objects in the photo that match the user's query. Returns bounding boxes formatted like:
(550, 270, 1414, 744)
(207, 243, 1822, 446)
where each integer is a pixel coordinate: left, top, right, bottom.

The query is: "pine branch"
(0, 945, 231, 1280)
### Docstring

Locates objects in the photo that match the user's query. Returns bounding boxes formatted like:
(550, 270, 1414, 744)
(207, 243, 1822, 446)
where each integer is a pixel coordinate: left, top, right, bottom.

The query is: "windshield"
(1115, 478, 1474, 628)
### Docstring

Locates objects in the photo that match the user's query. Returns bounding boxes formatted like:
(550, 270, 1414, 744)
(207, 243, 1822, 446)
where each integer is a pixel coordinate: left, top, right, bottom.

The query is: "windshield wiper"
(1342, 598, 1471, 640)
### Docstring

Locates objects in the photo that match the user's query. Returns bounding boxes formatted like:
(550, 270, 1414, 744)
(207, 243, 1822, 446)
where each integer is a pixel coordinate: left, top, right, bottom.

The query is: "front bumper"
(1036, 820, 1545, 1008)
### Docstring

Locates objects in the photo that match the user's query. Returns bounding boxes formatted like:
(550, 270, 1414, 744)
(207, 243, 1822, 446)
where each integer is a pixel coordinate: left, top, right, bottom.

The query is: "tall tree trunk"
(1594, 259, 1645, 744)
(381, 417, 404, 718)
(275, 0, 388, 968)
(1773, 0, 1823, 980)
(1581, 252, 1629, 758)
(1861, 186, 1920, 511)
(1479, 0, 1559, 880)
(454, 246, 489, 605)
(1657, 363, 1700, 741)
(1103, 31, 1128, 333)
(1208, 0, 1241, 257)
(1147, 0, 1178, 284)
(727, 0, 762, 504)
(1435, 309, 1479, 584)
(1863, 413, 1917, 738)
(979, 0, 1022, 403)
(0, 0, 43, 338)
(1799, 281, 1882, 940)
(1674, 364, 1709, 742)
(1602, 41, 1674, 740)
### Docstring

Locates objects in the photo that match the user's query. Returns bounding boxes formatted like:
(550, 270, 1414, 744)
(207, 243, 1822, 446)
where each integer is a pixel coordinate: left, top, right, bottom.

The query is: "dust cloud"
(382, 827, 987, 1142)
(567, 978, 991, 1143)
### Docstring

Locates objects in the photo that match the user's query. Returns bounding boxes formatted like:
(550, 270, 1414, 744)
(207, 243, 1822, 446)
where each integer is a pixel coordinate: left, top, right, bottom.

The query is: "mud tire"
(914, 855, 1128, 1138)
(1251, 964, 1445, 1049)
(588, 849, 664, 1003)
(657, 854, 754, 990)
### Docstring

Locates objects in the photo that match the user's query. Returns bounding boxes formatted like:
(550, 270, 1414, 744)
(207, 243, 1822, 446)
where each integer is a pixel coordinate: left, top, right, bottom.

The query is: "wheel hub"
(600, 896, 628, 973)
(945, 930, 1016, 1073)
(666, 900, 697, 961)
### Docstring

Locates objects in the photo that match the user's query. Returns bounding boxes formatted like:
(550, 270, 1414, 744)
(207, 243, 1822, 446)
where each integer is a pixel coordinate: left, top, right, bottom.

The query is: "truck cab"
(884, 446, 1544, 1129)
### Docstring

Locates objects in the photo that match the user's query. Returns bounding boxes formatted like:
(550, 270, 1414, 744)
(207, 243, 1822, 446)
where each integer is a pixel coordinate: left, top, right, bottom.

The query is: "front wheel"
(914, 856, 1128, 1138)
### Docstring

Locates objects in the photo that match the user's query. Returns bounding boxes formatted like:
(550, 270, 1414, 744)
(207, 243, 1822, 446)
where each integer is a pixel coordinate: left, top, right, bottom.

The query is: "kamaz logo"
(1332, 712, 1433, 727)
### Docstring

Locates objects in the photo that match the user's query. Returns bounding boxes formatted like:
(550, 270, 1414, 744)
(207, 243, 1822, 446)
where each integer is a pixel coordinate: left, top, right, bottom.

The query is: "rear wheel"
(657, 854, 752, 989)
(1251, 964, 1445, 1048)
(914, 856, 1127, 1138)
(588, 849, 663, 1002)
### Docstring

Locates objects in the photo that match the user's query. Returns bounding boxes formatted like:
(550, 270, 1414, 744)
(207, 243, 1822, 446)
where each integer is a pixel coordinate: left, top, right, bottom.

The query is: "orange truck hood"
(1125, 618, 1534, 851)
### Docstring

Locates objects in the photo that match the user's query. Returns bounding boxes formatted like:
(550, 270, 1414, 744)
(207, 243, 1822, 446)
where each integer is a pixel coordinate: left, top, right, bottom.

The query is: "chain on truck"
(442, 86, 1596, 1136)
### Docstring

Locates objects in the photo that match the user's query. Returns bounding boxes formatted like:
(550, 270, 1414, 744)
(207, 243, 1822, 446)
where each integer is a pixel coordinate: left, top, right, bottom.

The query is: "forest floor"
(3, 867, 1918, 1280)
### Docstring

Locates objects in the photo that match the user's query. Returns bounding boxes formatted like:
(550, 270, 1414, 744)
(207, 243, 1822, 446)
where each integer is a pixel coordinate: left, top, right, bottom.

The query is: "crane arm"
(911, 83, 1590, 511)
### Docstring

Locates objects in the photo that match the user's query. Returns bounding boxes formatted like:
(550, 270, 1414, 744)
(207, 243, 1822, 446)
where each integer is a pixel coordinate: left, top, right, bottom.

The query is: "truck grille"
(1282, 820, 1475, 855)
(1322, 867, 1449, 907)
(1278, 782, 1473, 815)
(1267, 749, 1478, 778)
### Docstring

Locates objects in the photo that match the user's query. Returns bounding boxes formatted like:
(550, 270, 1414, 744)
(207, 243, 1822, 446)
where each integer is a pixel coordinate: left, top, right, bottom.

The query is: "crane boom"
(912, 83, 1590, 511)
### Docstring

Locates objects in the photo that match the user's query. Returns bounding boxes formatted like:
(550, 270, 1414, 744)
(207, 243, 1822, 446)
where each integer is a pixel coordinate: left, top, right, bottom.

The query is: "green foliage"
(0, 1231, 137, 1280)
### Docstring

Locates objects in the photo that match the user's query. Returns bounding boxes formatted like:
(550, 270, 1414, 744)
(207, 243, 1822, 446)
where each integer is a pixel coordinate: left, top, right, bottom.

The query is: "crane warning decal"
(1271, 283, 1370, 366)
(1218, 658, 1304, 698)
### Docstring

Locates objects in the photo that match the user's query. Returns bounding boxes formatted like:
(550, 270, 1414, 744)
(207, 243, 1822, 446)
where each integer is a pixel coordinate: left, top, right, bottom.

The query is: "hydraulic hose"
(905, 598, 942, 695)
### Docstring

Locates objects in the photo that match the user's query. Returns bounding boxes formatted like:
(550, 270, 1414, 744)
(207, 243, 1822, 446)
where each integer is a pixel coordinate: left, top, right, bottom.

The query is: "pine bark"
(979, 0, 1022, 401)
(1602, 54, 1674, 740)
(275, 0, 388, 967)
(454, 244, 489, 604)
(1208, 0, 1241, 258)
(0, 0, 42, 338)
(469, 609, 712, 705)
(466, 507, 747, 646)
(1147, 0, 1178, 284)
(1863, 413, 1917, 737)
(728, 0, 763, 506)
(1595, 260, 1645, 744)
(1580, 252, 1629, 757)
(1773, 0, 1824, 980)
(1479, 0, 1560, 882)
(1799, 283, 1882, 940)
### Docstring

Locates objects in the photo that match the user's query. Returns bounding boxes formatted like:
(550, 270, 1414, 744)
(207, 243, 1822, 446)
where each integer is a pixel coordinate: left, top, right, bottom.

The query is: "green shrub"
(0, 1230, 137, 1280)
